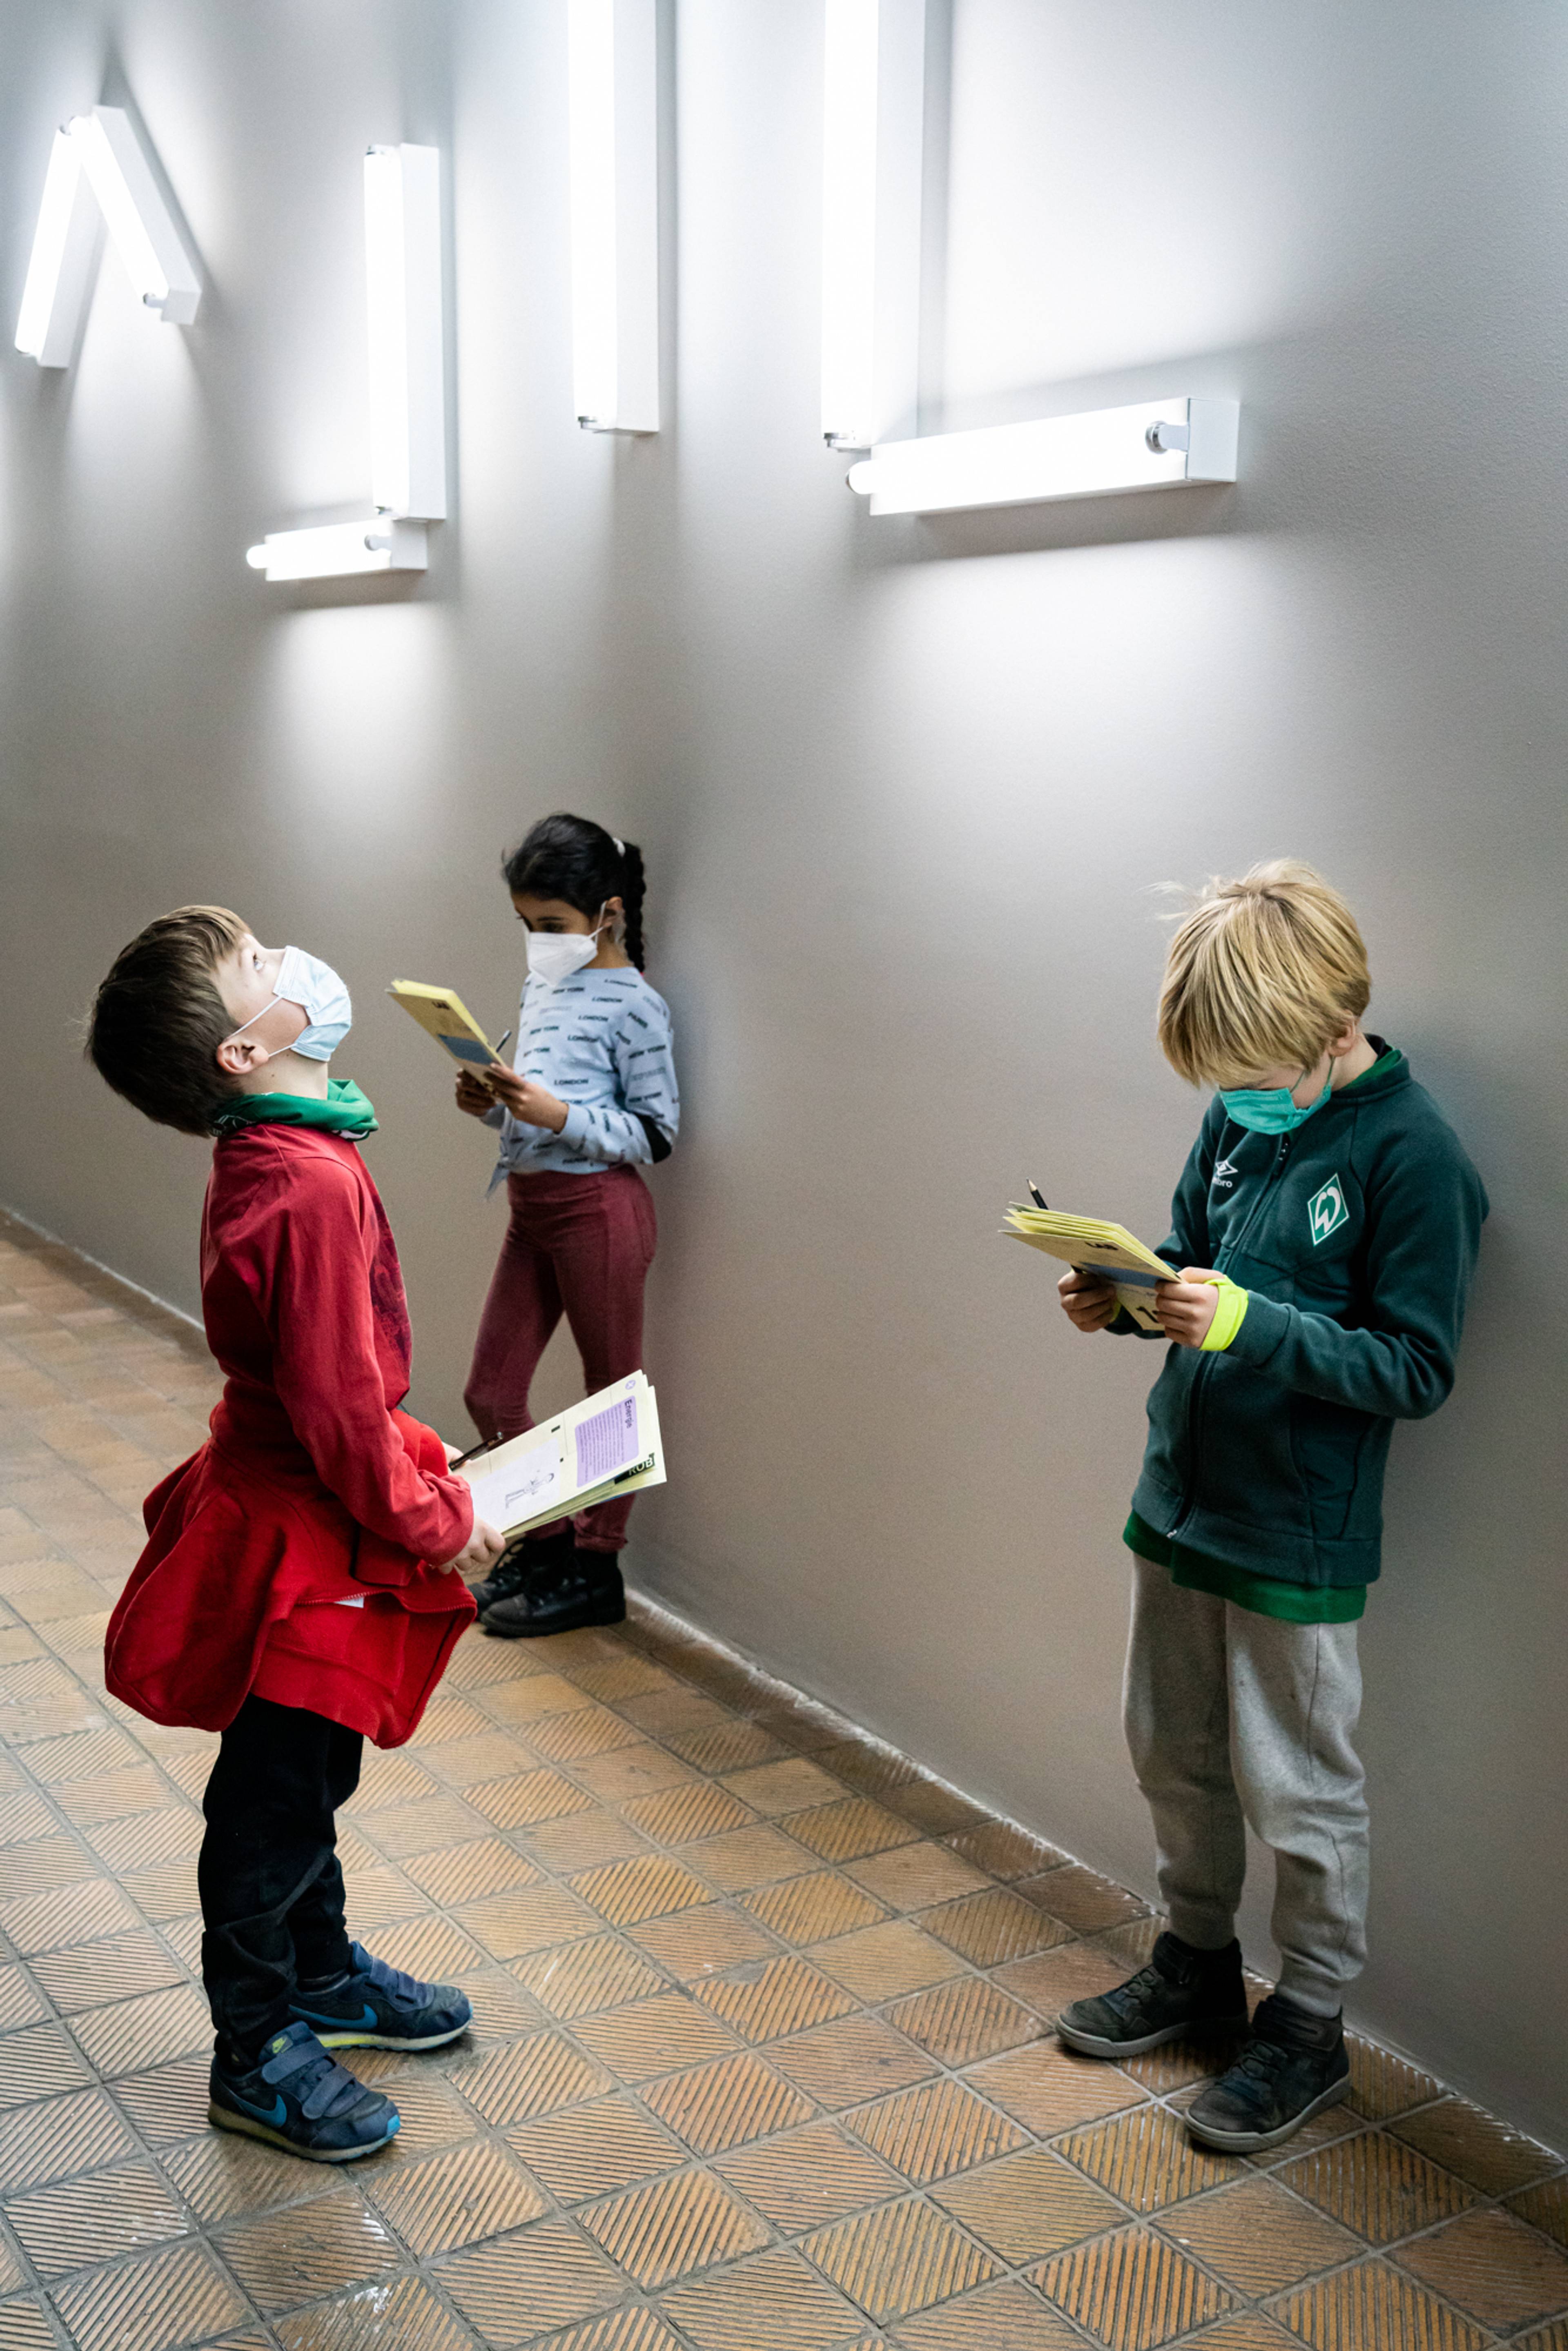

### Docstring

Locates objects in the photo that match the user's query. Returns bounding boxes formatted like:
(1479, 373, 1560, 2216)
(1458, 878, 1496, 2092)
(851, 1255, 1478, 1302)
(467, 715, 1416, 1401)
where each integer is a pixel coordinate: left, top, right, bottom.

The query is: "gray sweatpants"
(1123, 1559, 1369, 2015)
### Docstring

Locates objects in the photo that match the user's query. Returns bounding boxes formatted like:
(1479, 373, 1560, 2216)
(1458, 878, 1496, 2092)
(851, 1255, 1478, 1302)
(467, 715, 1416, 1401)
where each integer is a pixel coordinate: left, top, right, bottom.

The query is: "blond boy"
(1055, 862, 1486, 2151)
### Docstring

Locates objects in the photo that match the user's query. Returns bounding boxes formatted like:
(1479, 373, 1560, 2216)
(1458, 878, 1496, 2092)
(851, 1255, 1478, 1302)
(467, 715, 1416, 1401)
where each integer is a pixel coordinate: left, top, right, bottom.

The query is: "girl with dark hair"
(454, 814, 679, 1636)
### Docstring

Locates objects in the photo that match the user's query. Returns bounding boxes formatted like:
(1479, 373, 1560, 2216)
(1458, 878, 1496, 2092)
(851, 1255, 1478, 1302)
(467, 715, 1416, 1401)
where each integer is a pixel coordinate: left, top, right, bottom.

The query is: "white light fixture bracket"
(15, 105, 200, 367)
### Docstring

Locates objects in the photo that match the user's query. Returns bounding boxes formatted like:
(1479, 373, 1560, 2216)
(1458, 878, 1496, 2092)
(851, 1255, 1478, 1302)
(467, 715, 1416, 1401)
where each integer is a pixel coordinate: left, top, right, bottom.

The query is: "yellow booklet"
(388, 980, 498, 1070)
(1004, 1203, 1171, 1334)
(457, 1373, 666, 1537)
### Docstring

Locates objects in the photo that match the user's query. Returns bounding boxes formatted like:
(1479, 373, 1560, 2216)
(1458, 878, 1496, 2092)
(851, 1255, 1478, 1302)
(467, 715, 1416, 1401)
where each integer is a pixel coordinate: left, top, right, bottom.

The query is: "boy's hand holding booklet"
(1004, 1202, 1169, 1333)
(457, 1372, 666, 1536)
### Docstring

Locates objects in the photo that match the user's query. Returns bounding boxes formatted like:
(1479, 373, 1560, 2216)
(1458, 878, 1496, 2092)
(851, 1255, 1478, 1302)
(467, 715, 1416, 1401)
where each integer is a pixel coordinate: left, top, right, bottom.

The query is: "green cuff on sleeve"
(1200, 1275, 1250, 1353)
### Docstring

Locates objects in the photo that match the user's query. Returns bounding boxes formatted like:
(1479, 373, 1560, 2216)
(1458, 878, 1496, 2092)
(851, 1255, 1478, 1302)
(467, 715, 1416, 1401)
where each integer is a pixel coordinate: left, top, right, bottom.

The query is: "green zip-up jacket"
(1116, 1047, 1487, 1589)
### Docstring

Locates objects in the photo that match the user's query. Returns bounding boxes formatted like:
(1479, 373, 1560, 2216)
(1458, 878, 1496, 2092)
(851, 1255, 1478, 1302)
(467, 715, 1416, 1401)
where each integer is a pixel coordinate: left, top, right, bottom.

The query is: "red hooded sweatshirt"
(104, 1123, 476, 1745)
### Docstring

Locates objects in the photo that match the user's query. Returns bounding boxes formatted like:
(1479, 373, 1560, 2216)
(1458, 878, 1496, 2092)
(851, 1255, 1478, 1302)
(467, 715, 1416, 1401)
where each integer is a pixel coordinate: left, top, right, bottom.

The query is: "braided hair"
(502, 814, 647, 970)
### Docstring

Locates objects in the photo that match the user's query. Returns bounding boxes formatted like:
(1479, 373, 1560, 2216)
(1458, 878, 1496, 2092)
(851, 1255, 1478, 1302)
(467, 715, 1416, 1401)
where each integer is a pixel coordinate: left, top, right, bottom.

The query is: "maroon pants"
(464, 1166, 656, 1553)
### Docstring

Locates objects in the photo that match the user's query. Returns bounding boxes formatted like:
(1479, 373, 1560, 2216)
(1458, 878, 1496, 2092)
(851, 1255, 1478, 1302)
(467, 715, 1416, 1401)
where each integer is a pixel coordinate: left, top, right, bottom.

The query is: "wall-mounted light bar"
(14, 132, 99, 366)
(820, 0, 925, 451)
(569, 0, 659, 432)
(248, 143, 445, 583)
(14, 105, 200, 367)
(846, 397, 1241, 515)
(245, 519, 429, 582)
(364, 143, 446, 518)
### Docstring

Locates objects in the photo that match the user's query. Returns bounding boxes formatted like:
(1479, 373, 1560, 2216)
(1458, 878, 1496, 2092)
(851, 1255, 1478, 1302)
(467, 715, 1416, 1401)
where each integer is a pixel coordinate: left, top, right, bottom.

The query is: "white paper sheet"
(466, 1439, 565, 1532)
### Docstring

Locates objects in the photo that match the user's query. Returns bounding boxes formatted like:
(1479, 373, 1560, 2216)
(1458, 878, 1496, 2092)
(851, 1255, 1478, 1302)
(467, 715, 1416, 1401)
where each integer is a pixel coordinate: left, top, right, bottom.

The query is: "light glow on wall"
(820, 0, 925, 450)
(245, 520, 429, 582)
(364, 144, 447, 519)
(846, 397, 1241, 515)
(14, 106, 200, 367)
(569, 0, 659, 432)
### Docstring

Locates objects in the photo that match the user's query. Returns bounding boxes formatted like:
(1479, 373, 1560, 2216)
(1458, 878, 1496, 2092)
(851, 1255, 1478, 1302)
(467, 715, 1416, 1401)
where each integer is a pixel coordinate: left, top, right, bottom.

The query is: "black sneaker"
(209, 2020, 399, 2162)
(469, 1524, 574, 1614)
(1057, 1932, 1249, 2058)
(482, 1551, 626, 1638)
(289, 1941, 473, 2051)
(1185, 1992, 1350, 2152)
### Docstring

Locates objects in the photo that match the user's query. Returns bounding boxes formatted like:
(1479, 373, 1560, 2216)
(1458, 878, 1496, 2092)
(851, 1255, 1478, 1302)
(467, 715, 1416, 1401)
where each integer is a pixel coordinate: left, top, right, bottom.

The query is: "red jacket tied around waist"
(105, 1123, 476, 1746)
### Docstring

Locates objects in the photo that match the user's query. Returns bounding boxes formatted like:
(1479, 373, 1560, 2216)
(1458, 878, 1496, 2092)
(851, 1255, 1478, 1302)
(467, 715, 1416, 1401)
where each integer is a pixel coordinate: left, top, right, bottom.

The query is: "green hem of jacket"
(1123, 1511, 1366, 1624)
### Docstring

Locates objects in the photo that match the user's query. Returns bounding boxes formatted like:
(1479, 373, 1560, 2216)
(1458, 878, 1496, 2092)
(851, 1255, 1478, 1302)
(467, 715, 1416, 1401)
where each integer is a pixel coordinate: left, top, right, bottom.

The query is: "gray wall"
(2, 0, 1564, 2145)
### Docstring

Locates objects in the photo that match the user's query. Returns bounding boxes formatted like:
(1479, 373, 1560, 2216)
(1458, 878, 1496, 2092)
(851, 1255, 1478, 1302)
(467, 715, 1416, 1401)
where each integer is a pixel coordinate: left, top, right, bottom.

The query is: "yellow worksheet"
(1004, 1204, 1171, 1334)
(388, 980, 498, 1070)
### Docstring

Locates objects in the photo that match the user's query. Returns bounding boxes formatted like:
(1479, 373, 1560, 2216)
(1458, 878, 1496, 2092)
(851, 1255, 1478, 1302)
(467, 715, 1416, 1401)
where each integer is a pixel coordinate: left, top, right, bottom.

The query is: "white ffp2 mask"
(523, 914, 604, 991)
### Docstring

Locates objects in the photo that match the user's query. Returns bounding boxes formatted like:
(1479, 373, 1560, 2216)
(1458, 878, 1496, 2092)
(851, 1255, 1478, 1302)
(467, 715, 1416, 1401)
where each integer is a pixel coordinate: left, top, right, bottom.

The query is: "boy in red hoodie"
(87, 908, 505, 2161)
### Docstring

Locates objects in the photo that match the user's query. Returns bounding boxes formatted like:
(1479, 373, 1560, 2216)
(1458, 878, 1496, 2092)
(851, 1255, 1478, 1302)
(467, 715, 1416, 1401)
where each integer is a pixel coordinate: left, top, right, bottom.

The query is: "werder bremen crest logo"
(1309, 1174, 1350, 1245)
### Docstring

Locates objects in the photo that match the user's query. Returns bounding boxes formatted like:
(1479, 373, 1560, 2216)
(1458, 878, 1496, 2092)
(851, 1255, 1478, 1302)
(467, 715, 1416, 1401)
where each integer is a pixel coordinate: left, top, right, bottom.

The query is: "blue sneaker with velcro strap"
(289, 1941, 473, 2051)
(209, 2019, 399, 2162)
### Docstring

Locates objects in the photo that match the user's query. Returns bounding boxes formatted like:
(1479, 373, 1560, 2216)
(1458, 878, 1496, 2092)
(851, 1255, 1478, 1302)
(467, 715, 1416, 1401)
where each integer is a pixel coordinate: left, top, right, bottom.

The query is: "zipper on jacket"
(1173, 1132, 1292, 1541)
(1226, 1130, 1292, 1266)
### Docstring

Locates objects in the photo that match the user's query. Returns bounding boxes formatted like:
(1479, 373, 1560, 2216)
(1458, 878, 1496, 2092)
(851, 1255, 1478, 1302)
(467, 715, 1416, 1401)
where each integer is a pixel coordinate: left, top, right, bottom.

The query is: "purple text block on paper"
(575, 1395, 641, 1488)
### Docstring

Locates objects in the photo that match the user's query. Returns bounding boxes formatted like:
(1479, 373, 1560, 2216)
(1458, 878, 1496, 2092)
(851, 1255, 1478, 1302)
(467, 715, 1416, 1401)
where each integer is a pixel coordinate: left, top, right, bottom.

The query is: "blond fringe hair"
(1157, 861, 1370, 1088)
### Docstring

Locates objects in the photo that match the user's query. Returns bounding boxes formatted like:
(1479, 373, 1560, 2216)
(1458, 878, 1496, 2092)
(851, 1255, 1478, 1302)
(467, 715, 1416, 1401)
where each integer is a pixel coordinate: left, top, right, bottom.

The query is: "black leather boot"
(468, 1525, 575, 1614)
(481, 1550, 626, 1638)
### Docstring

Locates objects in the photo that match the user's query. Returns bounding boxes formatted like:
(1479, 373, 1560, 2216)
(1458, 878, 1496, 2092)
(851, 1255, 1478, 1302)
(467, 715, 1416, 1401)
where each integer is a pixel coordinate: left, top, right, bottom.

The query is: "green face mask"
(1218, 1075, 1332, 1134)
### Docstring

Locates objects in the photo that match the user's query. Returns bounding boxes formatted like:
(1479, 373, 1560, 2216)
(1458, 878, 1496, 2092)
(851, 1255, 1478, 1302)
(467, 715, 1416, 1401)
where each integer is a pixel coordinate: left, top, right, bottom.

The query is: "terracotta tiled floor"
(1, 1206, 1565, 2351)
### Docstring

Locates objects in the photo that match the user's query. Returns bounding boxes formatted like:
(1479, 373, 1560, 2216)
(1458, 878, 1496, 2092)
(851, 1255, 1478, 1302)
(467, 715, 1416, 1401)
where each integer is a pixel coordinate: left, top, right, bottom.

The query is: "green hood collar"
(1324, 1038, 1405, 1106)
(212, 1078, 378, 1139)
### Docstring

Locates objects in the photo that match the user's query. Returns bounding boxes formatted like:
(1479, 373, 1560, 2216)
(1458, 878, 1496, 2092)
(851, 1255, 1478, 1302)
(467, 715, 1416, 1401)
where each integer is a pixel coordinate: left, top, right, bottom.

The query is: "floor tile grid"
(0, 2117, 283, 2351)
(366, 1657, 1122, 2349)
(8, 1600, 1559, 2351)
(1, 1214, 1566, 2351)
(444, 1636, 1568, 2351)
(238, 1636, 1107, 2344)
(0, 1229, 294, 2344)
(0, 1232, 1561, 2351)
(0, 1225, 1053, 2347)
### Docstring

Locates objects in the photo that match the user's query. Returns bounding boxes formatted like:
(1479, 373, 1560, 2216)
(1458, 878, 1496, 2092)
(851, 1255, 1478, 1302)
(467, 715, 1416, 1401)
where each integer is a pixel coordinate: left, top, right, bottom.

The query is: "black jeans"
(198, 1695, 361, 2066)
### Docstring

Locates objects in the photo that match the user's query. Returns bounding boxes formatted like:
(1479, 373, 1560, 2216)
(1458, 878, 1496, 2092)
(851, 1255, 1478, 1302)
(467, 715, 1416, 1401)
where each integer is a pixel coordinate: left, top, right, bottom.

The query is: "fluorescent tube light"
(820, 0, 925, 450)
(73, 106, 200, 325)
(569, 0, 659, 432)
(14, 130, 99, 365)
(14, 106, 199, 367)
(364, 144, 446, 519)
(244, 520, 429, 582)
(846, 397, 1241, 515)
(249, 142, 448, 581)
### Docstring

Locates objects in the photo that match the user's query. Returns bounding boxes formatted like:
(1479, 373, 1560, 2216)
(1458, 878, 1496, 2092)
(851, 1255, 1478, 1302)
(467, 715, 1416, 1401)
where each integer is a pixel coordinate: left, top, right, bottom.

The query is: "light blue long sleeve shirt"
(485, 967, 680, 1182)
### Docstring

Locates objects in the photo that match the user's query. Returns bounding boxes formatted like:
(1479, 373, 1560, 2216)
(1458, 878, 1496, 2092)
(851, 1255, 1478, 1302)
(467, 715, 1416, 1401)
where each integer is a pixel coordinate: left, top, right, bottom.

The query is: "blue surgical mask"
(1219, 1074, 1332, 1134)
(229, 945, 353, 1063)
